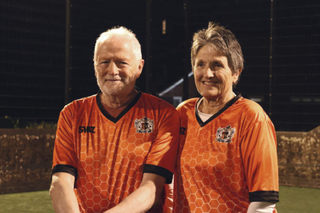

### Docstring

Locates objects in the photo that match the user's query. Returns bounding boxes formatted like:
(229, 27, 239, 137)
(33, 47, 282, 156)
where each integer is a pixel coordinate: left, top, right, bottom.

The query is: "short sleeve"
(144, 106, 180, 184)
(52, 105, 77, 174)
(240, 119, 279, 202)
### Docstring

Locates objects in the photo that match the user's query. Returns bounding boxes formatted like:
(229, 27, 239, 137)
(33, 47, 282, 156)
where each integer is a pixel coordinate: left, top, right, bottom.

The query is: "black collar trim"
(195, 94, 242, 127)
(96, 86, 142, 123)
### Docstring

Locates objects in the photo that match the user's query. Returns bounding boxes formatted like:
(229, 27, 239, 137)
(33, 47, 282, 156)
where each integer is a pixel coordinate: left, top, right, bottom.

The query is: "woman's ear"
(233, 69, 242, 84)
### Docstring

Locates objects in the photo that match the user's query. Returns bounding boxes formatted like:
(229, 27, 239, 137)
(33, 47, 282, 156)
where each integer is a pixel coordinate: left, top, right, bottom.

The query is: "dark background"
(0, 0, 319, 131)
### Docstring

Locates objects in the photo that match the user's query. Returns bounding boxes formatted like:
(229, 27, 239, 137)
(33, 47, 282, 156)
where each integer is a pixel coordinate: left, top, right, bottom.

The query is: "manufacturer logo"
(180, 127, 186, 135)
(216, 125, 235, 143)
(78, 126, 95, 133)
(134, 117, 154, 133)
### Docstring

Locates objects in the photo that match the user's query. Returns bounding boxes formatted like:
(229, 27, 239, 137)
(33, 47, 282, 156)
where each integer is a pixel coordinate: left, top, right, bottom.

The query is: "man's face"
(94, 35, 144, 98)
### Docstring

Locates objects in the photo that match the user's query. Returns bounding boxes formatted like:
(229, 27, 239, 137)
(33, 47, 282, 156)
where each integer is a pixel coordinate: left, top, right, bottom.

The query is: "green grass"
(277, 186, 320, 213)
(0, 186, 319, 212)
(0, 190, 54, 213)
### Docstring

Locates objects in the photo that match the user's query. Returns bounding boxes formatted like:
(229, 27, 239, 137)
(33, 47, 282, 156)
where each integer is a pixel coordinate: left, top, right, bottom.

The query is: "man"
(49, 26, 180, 213)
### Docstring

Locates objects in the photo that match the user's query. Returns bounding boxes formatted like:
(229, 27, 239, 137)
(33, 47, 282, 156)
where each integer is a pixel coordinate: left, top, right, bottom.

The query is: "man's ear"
(93, 60, 98, 78)
(136, 59, 145, 78)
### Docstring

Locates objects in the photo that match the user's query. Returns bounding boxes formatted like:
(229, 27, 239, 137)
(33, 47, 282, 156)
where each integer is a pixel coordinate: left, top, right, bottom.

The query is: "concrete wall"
(0, 127, 319, 194)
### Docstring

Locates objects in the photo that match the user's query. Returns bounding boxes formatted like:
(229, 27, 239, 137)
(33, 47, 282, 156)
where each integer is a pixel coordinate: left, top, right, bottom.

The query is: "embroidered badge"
(134, 117, 154, 133)
(216, 125, 236, 143)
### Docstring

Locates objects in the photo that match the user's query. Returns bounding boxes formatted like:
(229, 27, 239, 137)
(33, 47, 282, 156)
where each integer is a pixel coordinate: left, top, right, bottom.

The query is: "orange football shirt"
(173, 95, 279, 213)
(52, 90, 180, 213)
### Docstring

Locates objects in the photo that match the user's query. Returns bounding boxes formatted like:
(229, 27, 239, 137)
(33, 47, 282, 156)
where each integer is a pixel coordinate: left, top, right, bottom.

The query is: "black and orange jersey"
(173, 95, 279, 213)
(52, 90, 180, 213)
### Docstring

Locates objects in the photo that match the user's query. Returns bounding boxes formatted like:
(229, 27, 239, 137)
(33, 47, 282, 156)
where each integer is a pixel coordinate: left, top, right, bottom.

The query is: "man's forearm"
(104, 181, 158, 213)
(105, 173, 166, 213)
(50, 176, 80, 213)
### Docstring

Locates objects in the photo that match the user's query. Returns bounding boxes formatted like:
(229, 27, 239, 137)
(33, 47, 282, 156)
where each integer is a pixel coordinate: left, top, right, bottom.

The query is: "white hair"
(93, 26, 142, 64)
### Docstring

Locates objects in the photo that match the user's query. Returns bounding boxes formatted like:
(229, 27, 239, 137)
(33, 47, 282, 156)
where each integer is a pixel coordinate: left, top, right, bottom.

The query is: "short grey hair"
(191, 22, 244, 79)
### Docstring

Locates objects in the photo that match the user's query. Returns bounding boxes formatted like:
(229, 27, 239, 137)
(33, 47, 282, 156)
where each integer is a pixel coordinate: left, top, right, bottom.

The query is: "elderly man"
(50, 26, 179, 213)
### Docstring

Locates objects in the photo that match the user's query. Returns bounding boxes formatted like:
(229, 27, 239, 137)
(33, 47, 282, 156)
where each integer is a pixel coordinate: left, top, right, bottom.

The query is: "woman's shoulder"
(236, 97, 270, 122)
(176, 97, 199, 111)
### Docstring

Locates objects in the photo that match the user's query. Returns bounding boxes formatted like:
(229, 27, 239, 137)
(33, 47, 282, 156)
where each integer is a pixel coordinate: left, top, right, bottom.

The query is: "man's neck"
(99, 89, 138, 118)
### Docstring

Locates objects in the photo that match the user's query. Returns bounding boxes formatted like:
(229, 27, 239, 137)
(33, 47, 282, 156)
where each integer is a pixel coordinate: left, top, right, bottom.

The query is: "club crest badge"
(134, 117, 154, 133)
(216, 125, 236, 143)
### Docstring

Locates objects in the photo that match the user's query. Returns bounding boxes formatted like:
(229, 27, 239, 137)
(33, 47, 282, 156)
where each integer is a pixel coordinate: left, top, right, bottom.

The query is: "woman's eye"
(197, 62, 204, 67)
(215, 62, 222, 67)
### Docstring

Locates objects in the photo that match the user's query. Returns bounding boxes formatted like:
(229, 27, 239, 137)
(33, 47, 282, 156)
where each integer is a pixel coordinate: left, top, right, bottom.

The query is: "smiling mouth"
(105, 79, 121, 82)
(203, 81, 218, 85)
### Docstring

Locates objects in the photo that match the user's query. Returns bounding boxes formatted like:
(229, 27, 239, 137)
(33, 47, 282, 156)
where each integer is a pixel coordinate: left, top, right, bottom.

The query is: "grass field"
(0, 186, 319, 212)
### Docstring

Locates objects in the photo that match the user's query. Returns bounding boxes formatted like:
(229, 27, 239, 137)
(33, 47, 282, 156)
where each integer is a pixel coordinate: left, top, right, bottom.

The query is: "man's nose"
(108, 62, 119, 75)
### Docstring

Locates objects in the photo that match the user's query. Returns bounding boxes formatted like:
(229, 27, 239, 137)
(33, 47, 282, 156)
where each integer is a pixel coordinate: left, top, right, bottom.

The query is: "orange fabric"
(173, 97, 279, 213)
(52, 93, 180, 213)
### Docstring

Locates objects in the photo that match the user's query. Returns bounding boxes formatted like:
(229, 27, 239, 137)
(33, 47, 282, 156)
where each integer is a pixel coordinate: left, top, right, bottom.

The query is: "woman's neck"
(199, 92, 235, 115)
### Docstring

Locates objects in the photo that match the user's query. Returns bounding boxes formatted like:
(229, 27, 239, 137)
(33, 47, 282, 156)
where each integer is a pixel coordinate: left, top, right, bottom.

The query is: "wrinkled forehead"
(95, 33, 140, 60)
(97, 34, 131, 49)
(195, 44, 226, 60)
(201, 43, 226, 54)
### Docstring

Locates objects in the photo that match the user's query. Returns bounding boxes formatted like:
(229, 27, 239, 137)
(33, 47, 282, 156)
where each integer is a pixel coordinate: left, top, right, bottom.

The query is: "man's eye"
(101, 61, 109, 64)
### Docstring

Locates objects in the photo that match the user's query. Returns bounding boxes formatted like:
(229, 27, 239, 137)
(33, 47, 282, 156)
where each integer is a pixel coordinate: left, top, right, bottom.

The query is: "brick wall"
(0, 129, 55, 194)
(277, 126, 320, 188)
(0, 127, 319, 194)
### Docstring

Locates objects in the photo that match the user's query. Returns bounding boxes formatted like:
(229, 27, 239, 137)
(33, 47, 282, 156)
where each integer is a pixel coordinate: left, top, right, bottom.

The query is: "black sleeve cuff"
(249, 191, 279, 203)
(143, 164, 173, 184)
(52, 164, 78, 187)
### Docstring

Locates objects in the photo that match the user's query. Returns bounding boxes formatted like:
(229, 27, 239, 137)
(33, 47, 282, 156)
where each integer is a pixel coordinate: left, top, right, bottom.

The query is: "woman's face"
(193, 44, 240, 101)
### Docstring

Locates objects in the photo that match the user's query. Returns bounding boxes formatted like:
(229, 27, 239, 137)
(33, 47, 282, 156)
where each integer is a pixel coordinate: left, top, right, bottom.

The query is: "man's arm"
(105, 173, 166, 213)
(49, 172, 80, 213)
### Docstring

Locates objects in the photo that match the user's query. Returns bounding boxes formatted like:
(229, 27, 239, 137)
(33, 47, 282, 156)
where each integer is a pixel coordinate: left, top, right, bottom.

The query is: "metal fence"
(0, 0, 319, 131)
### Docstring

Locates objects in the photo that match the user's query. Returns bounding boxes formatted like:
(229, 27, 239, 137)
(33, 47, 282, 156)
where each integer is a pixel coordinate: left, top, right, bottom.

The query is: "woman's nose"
(204, 66, 214, 78)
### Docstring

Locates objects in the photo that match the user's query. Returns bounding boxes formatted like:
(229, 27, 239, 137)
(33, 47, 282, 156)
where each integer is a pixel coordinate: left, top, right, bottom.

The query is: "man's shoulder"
(63, 94, 97, 112)
(140, 93, 177, 110)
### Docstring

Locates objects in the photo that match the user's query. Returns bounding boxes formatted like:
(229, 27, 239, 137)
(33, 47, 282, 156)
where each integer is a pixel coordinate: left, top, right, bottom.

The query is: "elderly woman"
(173, 23, 279, 213)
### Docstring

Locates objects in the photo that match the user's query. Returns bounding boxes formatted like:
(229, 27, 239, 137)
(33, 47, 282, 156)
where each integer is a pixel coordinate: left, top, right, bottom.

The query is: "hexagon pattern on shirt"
(75, 120, 151, 212)
(174, 100, 250, 213)
(173, 97, 279, 213)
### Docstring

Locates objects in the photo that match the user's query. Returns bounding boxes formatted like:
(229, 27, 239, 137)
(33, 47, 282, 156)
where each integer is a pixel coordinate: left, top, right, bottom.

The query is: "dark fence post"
(146, 0, 152, 94)
(269, 0, 274, 118)
(183, 0, 189, 100)
(65, 0, 71, 104)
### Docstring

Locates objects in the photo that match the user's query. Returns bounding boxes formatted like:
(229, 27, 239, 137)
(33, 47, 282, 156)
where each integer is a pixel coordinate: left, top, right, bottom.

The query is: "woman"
(173, 23, 279, 213)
